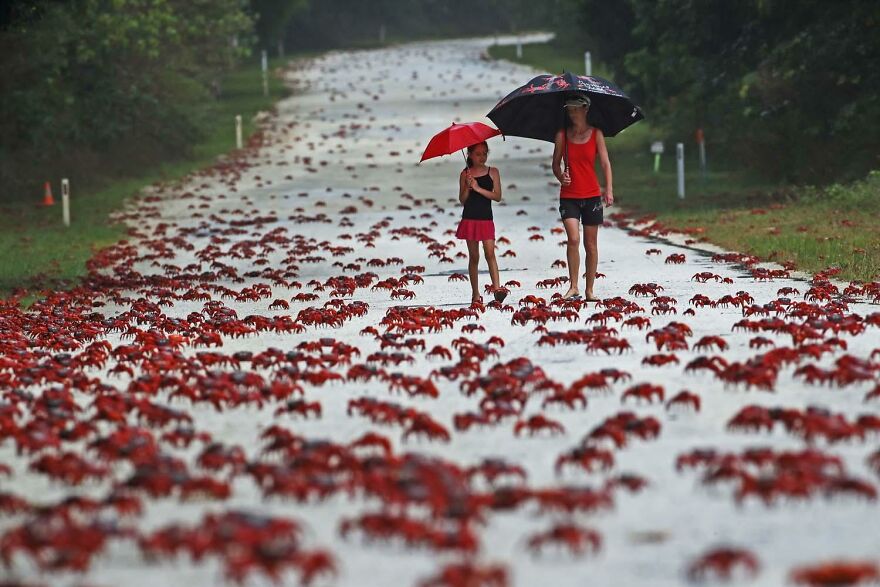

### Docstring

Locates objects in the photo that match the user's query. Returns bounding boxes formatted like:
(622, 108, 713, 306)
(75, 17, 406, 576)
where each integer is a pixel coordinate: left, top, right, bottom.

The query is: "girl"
(552, 94, 614, 301)
(455, 141, 506, 304)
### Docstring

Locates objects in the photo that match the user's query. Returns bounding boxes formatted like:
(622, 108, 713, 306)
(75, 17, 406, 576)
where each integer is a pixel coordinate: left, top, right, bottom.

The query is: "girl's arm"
(596, 129, 613, 206)
(482, 167, 502, 202)
(467, 169, 503, 202)
(458, 169, 470, 205)
(552, 128, 570, 185)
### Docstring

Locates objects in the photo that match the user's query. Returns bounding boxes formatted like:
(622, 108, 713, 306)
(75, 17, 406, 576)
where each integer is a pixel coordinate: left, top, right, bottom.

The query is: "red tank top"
(560, 129, 601, 199)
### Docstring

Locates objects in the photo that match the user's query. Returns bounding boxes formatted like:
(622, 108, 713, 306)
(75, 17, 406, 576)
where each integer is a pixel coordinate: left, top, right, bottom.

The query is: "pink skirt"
(456, 219, 495, 241)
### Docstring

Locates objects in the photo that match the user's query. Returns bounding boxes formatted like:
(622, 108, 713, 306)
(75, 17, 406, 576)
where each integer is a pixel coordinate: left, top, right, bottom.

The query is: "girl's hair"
(466, 141, 489, 168)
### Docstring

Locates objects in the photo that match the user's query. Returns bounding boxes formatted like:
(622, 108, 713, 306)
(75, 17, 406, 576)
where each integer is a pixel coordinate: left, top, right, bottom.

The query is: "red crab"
(641, 353, 679, 367)
(694, 335, 729, 351)
(391, 288, 416, 300)
(555, 446, 615, 474)
(749, 336, 775, 349)
(666, 391, 701, 412)
(514, 415, 565, 437)
(274, 399, 322, 419)
(790, 561, 880, 586)
(687, 547, 760, 582)
(427, 345, 453, 361)
(466, 458, 528, 486)
(268, 298, 290, 310)
(542, 388, 588, 410)
(403, 414, 451, 443)
(622, 383, 665, 404)
(628, 282, 664, 297)
(622, 316, 651, 330)
(418, 562, 509, 587)
(526, 523, 602, 557)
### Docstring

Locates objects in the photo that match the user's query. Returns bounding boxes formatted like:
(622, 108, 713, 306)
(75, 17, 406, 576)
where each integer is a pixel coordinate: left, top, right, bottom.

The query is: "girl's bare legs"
(466, 240, 481, 302)
(562, 218, 581, 297)
(482, 239, 500, 291)
(583, 224, 599, 300)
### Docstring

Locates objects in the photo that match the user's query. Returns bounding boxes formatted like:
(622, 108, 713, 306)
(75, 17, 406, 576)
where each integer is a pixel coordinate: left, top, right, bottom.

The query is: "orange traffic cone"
(42, 181, 55, 206)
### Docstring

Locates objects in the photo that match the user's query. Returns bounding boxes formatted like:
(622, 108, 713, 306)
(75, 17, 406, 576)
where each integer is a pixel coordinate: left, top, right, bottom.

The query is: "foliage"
(251, 0, 308, 47)
(558, 0, 880, 183)
(282, 0, 552, 50)
(0, 0, 253, 201)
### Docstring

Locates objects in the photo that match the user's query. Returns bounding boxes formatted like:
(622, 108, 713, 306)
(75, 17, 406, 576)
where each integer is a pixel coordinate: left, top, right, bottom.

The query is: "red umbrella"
(419, 121, 502, 164)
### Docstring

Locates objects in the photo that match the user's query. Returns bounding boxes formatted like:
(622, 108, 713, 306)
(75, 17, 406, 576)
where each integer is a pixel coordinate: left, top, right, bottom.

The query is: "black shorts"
(559, 196, 603, 226)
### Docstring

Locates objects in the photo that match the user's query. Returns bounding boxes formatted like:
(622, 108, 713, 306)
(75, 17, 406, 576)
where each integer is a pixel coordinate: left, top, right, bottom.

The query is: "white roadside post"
(61, 179, 70, 227)
(650, 141, 664, 173)
(235, 115, 243, 149)
(379, 24, 386, 43)
(584, 51, 592, 76)
(676, 143, 685, 199)
(516, 37, 522, 59)
(261, 50, 269, 97)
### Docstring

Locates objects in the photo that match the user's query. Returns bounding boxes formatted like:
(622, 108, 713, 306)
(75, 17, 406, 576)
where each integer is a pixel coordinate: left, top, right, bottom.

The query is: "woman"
(551, 94, 614, 301)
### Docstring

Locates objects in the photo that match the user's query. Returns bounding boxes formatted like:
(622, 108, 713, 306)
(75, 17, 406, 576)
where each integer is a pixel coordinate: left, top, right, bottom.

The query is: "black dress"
(462, 169, 494, 220)
(456, 167, 497, 241)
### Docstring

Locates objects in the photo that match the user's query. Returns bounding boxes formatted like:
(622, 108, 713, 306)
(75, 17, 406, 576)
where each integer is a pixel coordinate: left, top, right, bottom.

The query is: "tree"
(250, 0, 308, 50)
(0, 0, 254, 199)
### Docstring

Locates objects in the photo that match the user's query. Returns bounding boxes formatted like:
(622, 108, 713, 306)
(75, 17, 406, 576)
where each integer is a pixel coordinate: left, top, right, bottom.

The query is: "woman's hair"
(466, 141, 489, 168)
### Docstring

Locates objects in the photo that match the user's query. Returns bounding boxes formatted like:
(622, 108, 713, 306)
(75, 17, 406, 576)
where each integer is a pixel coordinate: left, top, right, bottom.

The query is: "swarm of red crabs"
(2, 108, 880, 587)
(2, 205, 877, 587)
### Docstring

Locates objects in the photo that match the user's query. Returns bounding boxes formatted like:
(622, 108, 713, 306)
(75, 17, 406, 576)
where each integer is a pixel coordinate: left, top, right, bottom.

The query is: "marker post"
(61, 179, 70, 227)
(650, 141, 664, 173)
(676, 143, 685, 199)
(261, 50, 268, 97)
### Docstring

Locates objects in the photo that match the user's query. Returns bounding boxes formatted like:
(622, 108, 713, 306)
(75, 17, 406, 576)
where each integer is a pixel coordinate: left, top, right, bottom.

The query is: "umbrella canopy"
(487, 72, 644, 142)
(419, 121, 501, 163)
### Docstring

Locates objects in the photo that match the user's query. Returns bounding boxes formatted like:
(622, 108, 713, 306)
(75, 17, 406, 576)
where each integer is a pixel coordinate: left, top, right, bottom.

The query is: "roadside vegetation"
(0, 57, 289, 298)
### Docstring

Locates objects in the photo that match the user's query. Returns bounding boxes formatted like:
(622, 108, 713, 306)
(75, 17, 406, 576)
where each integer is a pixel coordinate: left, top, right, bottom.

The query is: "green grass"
(0, 55, 298, 301)
(489, 41, 613, 78)
(488, 43, 880, 282)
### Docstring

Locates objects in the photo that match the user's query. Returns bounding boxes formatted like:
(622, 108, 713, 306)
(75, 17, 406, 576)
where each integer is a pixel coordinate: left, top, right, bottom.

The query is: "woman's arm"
(458, 169, 470, 205)
(596, 129, 613, 205)
(552, 129, 570, 185)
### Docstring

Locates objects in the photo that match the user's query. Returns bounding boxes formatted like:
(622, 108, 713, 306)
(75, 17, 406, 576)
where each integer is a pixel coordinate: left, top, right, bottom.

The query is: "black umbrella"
(486, 72, 644, 142)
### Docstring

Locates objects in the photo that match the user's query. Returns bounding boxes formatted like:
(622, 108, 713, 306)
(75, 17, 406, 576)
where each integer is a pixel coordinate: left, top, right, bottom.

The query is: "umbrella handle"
(564, 135, 569, 172)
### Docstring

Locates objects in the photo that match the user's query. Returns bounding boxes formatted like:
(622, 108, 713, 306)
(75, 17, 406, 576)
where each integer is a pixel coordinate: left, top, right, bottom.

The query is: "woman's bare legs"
(482, 239, 500, 291)
(583, 224, 599, 300)
(466, 240, 481, 302)
(562, 218, 581, 297)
